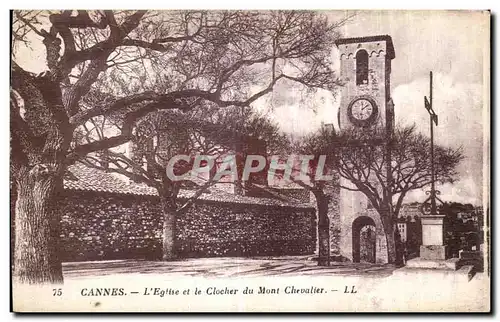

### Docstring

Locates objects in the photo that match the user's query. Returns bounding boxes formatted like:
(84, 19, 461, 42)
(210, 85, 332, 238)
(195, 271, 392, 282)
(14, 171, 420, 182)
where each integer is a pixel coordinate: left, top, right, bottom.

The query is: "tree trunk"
(315, 191, 330, 266)
(12, 64, 74, 284)
(13, 167, 64, 284)
(161, 197, 177, 260)
(380, 215, 403, 265)
(384, 224, 397, 264)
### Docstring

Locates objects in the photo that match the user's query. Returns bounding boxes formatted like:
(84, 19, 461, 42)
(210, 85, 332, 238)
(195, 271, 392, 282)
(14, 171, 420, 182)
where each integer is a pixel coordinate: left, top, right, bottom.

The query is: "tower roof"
(335, 35, 395, 59)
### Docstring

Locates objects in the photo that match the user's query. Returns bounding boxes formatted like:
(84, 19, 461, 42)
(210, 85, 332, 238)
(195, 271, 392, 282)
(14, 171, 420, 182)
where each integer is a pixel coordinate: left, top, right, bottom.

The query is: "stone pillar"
(420, 215, 447, 260)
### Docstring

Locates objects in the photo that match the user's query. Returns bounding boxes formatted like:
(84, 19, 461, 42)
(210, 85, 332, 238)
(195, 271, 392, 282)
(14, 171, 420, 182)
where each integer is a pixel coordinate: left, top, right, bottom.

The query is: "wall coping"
(63, 188, 316, 211)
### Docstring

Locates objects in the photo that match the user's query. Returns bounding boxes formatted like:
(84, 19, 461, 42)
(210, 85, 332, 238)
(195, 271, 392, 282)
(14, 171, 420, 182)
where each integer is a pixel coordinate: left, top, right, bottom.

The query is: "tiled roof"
(268, 181, 306, 189)
(65, 163, 312, 208)
(65, 163, 157, 196)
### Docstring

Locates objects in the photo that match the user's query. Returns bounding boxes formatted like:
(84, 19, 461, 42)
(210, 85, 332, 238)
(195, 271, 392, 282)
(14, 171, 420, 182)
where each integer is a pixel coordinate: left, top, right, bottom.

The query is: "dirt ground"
(62, 256, 397, 279)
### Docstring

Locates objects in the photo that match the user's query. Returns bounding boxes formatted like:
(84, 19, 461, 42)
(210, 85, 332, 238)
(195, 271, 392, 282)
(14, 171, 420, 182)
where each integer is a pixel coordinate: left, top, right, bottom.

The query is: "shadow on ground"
(63, 256, 396, 279)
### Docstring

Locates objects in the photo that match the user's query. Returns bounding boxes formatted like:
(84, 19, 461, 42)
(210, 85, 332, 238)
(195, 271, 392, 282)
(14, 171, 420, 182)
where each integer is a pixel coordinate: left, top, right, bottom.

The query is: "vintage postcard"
(10, 9, 490, 312)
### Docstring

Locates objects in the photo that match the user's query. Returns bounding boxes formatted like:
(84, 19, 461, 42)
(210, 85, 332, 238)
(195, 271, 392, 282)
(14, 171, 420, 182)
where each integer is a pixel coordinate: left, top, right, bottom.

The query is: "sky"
(268, 10, 489, 206)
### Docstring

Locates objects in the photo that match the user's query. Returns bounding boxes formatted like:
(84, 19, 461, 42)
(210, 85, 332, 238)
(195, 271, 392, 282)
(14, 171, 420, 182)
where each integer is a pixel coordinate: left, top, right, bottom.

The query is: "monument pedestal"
(420, 245, 447, 260)
(393, 215, 475, 282)
(420, 215, 447, 259)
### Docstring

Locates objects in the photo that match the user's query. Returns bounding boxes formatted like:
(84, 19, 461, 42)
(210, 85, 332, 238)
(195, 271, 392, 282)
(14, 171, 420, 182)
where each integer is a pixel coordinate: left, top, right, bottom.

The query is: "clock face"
(351, 99, 374, 120)
(348, 97, 378, 127)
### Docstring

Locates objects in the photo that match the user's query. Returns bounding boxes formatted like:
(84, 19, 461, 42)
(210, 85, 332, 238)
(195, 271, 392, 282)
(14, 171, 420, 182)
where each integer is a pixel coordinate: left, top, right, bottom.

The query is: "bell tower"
(332, 35, 396, 264)
(336, 35, 395, 132)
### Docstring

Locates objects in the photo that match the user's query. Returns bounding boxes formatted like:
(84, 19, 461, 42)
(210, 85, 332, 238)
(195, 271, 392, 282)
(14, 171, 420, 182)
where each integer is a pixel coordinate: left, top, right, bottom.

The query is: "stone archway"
(352, 216, 376, 263)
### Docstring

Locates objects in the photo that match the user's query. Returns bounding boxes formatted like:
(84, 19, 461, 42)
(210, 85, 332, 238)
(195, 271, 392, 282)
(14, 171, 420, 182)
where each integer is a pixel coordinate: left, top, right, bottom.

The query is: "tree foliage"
(293, 123, 463, 264)
(79, 105, 285, 204)
(333, 125, 463, 218)
(10, 9, 348, 283)
(12, 10, 346, 170)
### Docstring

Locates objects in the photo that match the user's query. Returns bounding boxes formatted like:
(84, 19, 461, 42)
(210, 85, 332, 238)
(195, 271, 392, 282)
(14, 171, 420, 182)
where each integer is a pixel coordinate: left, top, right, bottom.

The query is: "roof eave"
(335, 35, 395, 60)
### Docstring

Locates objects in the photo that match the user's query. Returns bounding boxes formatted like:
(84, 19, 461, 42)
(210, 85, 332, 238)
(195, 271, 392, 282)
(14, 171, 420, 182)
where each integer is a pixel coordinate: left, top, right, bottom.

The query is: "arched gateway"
(352, 216, 376, 263)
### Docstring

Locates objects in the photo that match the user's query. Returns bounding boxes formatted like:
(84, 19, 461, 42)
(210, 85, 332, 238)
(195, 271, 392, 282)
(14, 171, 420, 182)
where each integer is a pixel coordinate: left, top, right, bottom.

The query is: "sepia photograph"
(9, 8, 490, 312)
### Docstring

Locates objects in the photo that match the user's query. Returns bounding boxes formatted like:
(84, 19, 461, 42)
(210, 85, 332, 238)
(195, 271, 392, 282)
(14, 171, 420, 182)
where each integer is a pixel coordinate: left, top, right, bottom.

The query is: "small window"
(356, 50, 369, 85)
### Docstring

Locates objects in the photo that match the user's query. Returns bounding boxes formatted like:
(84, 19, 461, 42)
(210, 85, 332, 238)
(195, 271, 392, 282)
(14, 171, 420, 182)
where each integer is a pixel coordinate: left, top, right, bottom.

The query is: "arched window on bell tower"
(356, 50, 369, 85)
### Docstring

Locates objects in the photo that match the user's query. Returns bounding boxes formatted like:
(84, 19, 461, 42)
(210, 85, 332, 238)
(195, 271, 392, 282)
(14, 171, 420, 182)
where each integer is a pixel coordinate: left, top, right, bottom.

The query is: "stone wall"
(58, 190, 316, 262)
